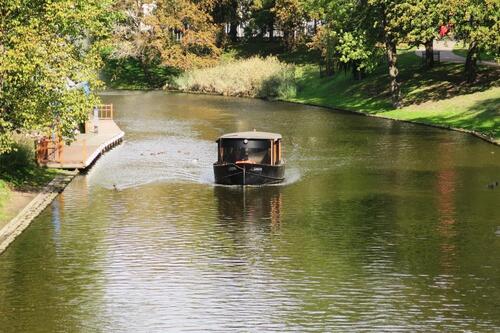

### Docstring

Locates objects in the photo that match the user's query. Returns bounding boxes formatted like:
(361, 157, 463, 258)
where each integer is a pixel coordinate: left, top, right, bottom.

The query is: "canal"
(1, 91, 499, 331)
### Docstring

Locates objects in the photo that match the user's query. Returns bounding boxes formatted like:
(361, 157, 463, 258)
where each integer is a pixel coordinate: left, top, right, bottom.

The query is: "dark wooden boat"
(213, 131, 285, 185)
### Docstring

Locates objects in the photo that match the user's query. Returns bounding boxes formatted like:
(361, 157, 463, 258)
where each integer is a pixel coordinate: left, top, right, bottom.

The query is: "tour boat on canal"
(213, 131, 285, 185)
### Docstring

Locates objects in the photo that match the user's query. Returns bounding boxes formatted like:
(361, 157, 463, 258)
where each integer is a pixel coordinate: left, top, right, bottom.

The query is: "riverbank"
(0, 171, 76, 254)
(103, 46, 499, 145)
(0, 184, 35, 230)
(0, 142, 64, 238)
(176, 49, 499, 145)
(283, 53, 499, 145)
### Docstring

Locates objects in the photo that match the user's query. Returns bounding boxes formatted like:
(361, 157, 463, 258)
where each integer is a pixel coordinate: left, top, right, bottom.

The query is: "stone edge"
(0, 171, 77, 255)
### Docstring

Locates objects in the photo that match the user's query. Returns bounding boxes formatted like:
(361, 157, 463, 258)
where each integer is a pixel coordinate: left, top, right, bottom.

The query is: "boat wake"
(87, 137, 302, 190)
(87, 136, 215, 189)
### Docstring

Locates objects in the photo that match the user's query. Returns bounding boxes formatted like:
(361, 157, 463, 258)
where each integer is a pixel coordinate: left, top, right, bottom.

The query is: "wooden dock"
(36, 105, 124, 169)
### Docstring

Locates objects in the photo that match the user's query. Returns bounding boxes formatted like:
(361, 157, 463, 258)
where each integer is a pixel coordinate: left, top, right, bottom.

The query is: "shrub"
(172, 56, 296, 99)
(0, 141, 58, 189)
(0, 180, 9, 219)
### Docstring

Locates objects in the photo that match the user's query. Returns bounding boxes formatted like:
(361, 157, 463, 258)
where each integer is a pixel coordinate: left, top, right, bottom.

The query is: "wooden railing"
(97, 104, 113, 119)
(36, 104, 114, 166)
(36, 137, 89, 165)
(36, 138, 65, 164)
(85, 104, 114, 133)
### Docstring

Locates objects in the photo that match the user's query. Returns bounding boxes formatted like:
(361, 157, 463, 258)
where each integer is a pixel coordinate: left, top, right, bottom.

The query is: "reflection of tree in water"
(436, 151, 457, 272)
(214, 185, 283, 228)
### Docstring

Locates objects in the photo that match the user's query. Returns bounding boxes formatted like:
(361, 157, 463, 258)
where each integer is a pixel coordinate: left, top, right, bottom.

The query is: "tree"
(112, 0, 220, 74)
(308, 0, 409, 107)
(246, 0, 276, 40)
(449, 0, 499, 82)
(308, 0, 383, 79)
(273, 0, 306, 49)
(395, 0, 447, 68)
(0, 0, 114, 153)
(212, 0, 241, 43)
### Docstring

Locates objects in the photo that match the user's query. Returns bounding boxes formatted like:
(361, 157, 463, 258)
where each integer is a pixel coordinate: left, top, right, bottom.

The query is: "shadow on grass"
(399, 63, 499, 107)
(299, 51, 499, 112)
(0, 143, 59, 191)
(294, 65, 392, 113)
(352, 53, 499, 110)
(411, 97, 500, 138)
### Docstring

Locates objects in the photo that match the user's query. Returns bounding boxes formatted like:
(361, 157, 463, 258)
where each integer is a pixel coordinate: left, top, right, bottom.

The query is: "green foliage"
(273, 0, 307, 49)
(305, 0, 496, 104)
(453, 43, 497, 62)
(0, 142, 59, 190)
(244, 0, 276, 39)
(223, 39, 321, 64)
(395, 0, 445, 46)
(310, 26, 383, 77)
(0, 0, 115, 153)
(102, 57, 181, 89)
(111, 0, 220, 71)
(450, 0, 500, 54)
(173, 56, 296, 98)
(448, 0, 500, 80)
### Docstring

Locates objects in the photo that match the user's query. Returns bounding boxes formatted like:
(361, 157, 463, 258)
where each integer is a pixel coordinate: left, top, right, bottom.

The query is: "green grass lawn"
(452, 43, 497, 62)
(0, 141, 61, 223)
(0, 180, 9, 222)
(283, 50, 500, 141)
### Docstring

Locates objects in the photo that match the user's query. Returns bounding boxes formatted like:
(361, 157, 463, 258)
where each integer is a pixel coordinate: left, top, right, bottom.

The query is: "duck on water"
(213, 131, 285, 185)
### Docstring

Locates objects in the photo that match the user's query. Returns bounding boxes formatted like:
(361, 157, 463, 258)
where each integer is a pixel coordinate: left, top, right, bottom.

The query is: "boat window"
(221, 139, 271, 164)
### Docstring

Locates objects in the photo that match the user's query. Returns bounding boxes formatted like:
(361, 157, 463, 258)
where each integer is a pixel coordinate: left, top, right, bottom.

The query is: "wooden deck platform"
(37, 105, 124, 169)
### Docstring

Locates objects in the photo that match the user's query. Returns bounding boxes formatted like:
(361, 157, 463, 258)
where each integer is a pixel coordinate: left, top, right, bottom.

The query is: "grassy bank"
(0, 181, 9, 222)
(452, 42, 497, 62)
(169, 46, 499, 142)
(102, 42, 499, 143)
(0, 142, 60, 224)
(286, 51, 499, 141)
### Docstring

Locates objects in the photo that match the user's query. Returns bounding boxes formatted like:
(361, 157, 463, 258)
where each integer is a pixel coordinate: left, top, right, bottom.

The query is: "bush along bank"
(0, 142, 61, 226)
(172, 56, 296, 99)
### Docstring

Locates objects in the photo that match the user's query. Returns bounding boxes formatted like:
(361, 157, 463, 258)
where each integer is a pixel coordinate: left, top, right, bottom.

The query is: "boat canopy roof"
(217, 131, 282, 141)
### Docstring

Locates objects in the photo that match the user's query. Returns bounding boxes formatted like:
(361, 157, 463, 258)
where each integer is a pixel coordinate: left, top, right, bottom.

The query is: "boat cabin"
(216, 131, 282, 165)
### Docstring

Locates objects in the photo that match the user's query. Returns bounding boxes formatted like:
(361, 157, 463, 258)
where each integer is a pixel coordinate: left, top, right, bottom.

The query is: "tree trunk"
(215, 25, 226, 48)
(283, 29, 290, 49)
(139, 57, 152, 86)
(269, 22, 274, 41)
(424, 39, 434, 68)
(284, 27, 296, 50)
(465, 41, 478, 83)
(228, 0, 239, 42)
(229, 23, 238, 42)
(352, 67, 363, 80)
(386, 41, 401, 108)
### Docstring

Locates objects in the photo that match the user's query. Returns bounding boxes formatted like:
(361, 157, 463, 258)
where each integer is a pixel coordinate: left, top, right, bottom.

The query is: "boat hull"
(213, 163, 285, 185)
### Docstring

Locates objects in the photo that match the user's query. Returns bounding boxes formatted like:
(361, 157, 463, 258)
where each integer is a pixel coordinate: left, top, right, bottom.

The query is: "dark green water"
(1, 91, 499, 332)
